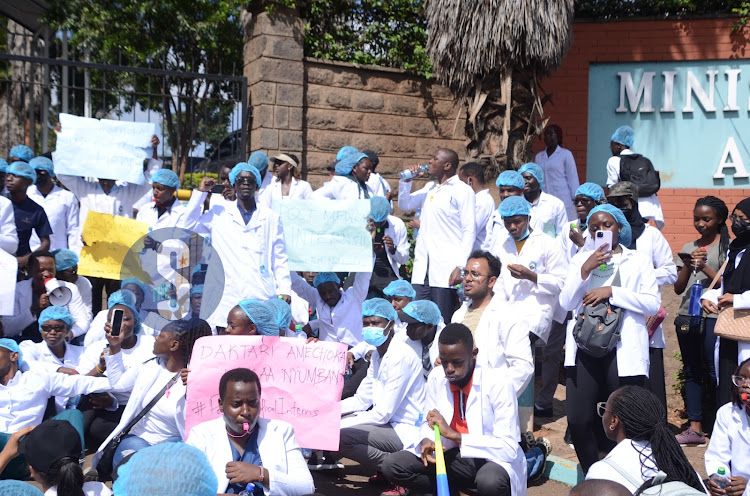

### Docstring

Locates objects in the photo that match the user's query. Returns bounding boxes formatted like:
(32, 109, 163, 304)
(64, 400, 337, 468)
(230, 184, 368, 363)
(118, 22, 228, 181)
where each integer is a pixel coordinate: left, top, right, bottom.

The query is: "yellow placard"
(78, 212, 151, 280)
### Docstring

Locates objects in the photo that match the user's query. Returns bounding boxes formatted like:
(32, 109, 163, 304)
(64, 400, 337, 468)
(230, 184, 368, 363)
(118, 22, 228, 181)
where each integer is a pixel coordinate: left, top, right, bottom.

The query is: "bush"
(181, 172, 217, 190)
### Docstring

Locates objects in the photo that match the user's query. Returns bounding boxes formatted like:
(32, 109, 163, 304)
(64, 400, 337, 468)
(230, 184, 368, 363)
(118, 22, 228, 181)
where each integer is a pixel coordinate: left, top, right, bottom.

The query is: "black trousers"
(341, 358, 369, 399)
(90, 277, 120, 313)
(78, 397, 126, 451)
(717, 337, 739, 406)
(414, 284, 459, 326)
(382, 448, 511, 496)
(646, 347, 667, 411)
(566, 350, 646, 473)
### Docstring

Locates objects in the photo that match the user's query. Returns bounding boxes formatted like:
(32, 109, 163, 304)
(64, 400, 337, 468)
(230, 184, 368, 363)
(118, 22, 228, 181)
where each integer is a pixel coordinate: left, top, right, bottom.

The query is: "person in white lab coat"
(562, 183, 606, 259)
(187, 368, 315, 495)
(398, 300, 444, 380)
(27, 156, 82, 253)
(331, 299, 425, 491)
(606, 125, 664, 229)
(451, 250, 533, 397)
(368, 196, 410, 298)
(186, 164, 292, 330)
(134, 169, 191, 230)
(383, 279, 416, 312)
(363, 149, 393, 201)
(248, 150, 273, 198)
(606, 182, 676, 411)
(312, 148, 375, 200)
(458, 162, 496, 252)
(518, 162, 568, 239)
(382, 323, 526, 496)
(258, 153, 313, 209)
(534, 125, 579, 221)
(225, 298, 280, 337)
(586, 386, 705, 493)
(560, 204, 661, 473)
(0, 195, 18, 255)
(483, 170, 525, 255)
(398, 148, 476, 323)
(705, 358, 750, 496)
(53, 248, 93, 315)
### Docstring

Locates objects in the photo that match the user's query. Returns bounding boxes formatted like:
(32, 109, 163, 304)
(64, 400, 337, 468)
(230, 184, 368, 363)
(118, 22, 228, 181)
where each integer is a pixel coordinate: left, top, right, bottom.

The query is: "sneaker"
(83, 467, 99, 482)
(534, 436, 552, 458)
(676, 427, 706, 446)
(369, 472, 388, 485)
(380, 484, 410, 496)
(308, 452, 344, 471)
(534, 404, 553, 417)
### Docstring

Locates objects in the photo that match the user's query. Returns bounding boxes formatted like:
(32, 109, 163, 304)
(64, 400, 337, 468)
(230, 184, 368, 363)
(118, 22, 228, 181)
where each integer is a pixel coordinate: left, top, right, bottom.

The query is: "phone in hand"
(594, 230, 614, 251)
(109, 308, 124, 337)
(677, 252, 693, 262)
(211, 183, 225, 194)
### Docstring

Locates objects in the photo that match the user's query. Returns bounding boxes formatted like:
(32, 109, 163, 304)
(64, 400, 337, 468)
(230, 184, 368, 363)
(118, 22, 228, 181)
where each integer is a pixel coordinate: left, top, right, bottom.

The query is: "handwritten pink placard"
(185, 335, 348, 450)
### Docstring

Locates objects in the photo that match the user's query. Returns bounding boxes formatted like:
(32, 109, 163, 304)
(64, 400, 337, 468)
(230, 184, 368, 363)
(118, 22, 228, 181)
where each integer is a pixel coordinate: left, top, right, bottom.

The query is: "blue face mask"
(518, 228, 530, 241)
(362, 322, 392, 347)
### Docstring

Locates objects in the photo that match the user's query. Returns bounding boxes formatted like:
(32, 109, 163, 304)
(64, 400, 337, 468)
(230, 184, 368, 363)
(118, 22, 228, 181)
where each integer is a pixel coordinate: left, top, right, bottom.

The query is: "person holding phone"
(366, 196, 409, 300)
(560, 204, 661, 473)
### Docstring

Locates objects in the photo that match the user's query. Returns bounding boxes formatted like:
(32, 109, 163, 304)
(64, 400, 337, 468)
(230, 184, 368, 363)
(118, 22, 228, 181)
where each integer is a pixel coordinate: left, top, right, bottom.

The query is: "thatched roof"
(426, 0, 575, 94)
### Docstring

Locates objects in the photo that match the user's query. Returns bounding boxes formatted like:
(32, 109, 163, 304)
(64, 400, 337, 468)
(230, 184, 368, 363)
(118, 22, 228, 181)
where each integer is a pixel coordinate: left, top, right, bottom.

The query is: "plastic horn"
(434, 424, 450, 496)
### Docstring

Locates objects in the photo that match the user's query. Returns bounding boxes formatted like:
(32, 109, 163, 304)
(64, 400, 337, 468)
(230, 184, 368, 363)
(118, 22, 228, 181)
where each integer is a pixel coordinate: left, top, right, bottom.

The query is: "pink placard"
(185, 335, 347, 451)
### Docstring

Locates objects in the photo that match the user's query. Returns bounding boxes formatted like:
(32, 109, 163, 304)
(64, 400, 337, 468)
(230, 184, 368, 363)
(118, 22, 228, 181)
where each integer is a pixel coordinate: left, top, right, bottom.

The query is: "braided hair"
(164, 318, 212, 366)
(609, 386, 704, 493)
(695, 196, 729, 262)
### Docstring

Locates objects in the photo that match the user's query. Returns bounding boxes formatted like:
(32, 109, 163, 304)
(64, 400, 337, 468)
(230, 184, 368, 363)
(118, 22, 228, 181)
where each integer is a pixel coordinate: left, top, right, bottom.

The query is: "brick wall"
(535, 17, 749, 251)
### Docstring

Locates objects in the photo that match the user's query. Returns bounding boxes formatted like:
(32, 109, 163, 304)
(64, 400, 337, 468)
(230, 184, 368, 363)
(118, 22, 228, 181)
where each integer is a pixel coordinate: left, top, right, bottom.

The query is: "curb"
(543, 455, 585, 487)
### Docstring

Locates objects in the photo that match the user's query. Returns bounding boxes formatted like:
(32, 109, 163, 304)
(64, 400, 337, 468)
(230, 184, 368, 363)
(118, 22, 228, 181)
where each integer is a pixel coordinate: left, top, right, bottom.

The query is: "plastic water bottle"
(399, 164, 429, 181)
(344, 363, 353, 382)
(456, 284, 467, 302)
(712, 467, 730, 489)
(688, 279, 703, 317)
(295, 324, 306, 339)
(413, 208, 421, 239)
(239, 483, 255, 495)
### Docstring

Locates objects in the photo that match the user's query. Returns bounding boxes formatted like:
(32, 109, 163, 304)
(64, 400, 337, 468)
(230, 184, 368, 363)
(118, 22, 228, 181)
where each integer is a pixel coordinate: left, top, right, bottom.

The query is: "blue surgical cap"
(335, 151, 368, 176)
(228, 162, 262, 187)
(518, 162, 544, 190)
(266, 298, 293, 332)
(362, 297, 398, 322)
(121, 278, 148, 299)
(9, 145, 33, 163)
(108, 289, 142, 334)
(0, 339, 23, 369)
(152, 169, 180, 189)
(38, 305, 74, 331)
(7, 162, 36, 183)
(113, 443, 217, 496)
(52, 249, 79, 271)
(248, 150, 269, 171)
(576, 182, 605, 201)
(611, 125, 634, 148)
(498, 195, 531, 218)
(0, 158, 7, 173)
(383, 279, 416, 299)
(369, 196, 390, 223)
(587, 204, 632, 248)
(496, 170, 525, 190)
(313, 272, 340, 288)
(336, 146, 359, 161)
(190, 285, 204, 298)
(402, 300, 441, 326)
(29, 156, 55, 178)
(238, 299, 278, 336)
(0, 481, 43, 496)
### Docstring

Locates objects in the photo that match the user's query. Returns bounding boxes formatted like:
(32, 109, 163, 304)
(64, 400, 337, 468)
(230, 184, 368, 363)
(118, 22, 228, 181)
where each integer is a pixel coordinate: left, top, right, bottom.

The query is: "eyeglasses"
(235, 177, 255, 185)
(41, 324, 67, 333)
(464, 271, 491, 280)
(731, 375, 750, 387)
(596, 402, 610, 417)
(573, 197, 595, 205)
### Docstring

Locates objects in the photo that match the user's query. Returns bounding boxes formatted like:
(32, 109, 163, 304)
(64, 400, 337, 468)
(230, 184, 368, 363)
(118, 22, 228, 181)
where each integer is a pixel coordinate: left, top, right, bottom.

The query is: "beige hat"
(272, 153, 299, 167)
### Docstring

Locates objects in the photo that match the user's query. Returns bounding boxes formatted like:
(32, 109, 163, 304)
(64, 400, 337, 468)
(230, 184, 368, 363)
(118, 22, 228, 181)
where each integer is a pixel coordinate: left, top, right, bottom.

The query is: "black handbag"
(573, 269, 625, 358)
(95, 370, 181, 479)
(674, 315, 705, 335)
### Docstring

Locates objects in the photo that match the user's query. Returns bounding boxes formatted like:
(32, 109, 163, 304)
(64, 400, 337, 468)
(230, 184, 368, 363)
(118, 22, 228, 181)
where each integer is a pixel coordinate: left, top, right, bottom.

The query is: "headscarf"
(495, 170, 525, 190)
(369, 196, 390, 223)
(313, 272, 340, 288)
(725, 198, 750, 294)
(152, 169, 181, 189)
(362, 298, 398, 322)
(108, 289, 142, 334)
(52, 249, 79, 271)
(7, 162, 36, 183)
(238, 299, 278, 336)
(607, 181, 645, 248)
(383, 279, 416, 299)
(587, 204, 632, 248)
(29, 156, 55, 178)
(576, 182, 605, 201)
(228, 162, 261, 187)
(611, 125, 635, 148)
(38, 305, 74, 332)
(518, 162, 544, 190)
(498, 196, 531, 218)
(9, 145, 33, 163)
(247, 151, 269, 172)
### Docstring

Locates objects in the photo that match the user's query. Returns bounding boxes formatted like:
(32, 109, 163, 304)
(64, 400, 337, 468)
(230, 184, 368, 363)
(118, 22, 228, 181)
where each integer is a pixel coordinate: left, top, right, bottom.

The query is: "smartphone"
(211, 183, 225, 194)
(109, 308, 124, 337)
(677, 252, 693, 261)
(594, 230, 613, 251)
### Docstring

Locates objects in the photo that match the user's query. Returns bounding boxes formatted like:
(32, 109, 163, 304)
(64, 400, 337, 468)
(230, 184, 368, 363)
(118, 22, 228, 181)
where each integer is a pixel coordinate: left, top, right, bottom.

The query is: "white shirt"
(56, 158, 162, 228)
(586, 439, 658, 492)
(341, 337, 426, 451)
(185, 191, 292, 328)
(45, 482, 112, 496)
(367, 172, 392, 199)
(257, 169, 273, 197)
(20, 340, 86, 413)
(0, 196, 18, 255)
(28, 184, 82, 253)
(527, 191, 568, 239)
(705, 402, 750, 479)
(258, 176, 313, 209)
(560, 246, 661, 376)
(135, 198, 193, 230)
(312, 175, 375, 200)
(398, 175, 476, 288)
(534, 146, 579, 221)
(473, 189, 495, 252)
(291, 270, 371, 346)
(84, 309, 158, 347)
(4, 279, 92, 338)
(75, 276, 93, 315)
(380, 215, 410, 276)
(128, 362, 185, 445)
(606, 149, 664, 229)
(482, 210, 505, 254)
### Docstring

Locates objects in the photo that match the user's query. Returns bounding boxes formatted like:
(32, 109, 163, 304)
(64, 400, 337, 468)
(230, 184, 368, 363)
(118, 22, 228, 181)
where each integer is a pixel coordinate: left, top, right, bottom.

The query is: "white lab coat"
(21, 341, 86, 413)
(258, 169, 273, 197)
(451, 296, 533, 397)
(606, 149, 664, 229)
(341, 337, 426, 451)
(4, 279, 91, 338)
(482, 210, 505, 255)
(560, 246, 661, 376)
(186, 190, 291, 328)
(534, 146, 579, 221)
(0, 196, 18, 255)
(528, 191, 568, 239)
(258, 177, 313, 209)
(75, 276, 93, 315)
(398, 175, 476, 288)
(473, 189, 496, 252)
(705, 402, 750, 479)
(397, 321, 446, 380)
(28, 184, 82, 253)
(420, 367, 526, 496)
(312, 175, 375, 200)
(367, 172, 392, 199)
(494, 229, 568, 343)
(134, 198, 194, 230)
(187, 417, 315, 495)
(586, 439, 658, 492)
(381, 215, 410, 276)
(57, 158, 162, 228)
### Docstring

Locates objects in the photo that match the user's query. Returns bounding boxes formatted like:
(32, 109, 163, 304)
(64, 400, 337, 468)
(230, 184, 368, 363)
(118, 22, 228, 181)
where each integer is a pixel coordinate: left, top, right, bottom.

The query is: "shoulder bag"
(573, 268, 625, 358)
(711, 259, 750, 342)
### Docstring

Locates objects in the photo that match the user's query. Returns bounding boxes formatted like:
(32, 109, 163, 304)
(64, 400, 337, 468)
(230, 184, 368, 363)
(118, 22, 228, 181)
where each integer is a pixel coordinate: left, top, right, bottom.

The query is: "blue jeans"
(676, 317, 717, 422)
(113, 434, 182, 468)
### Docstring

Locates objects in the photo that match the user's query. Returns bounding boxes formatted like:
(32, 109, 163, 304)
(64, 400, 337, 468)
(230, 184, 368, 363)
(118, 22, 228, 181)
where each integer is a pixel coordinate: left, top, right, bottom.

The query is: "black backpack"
(619, 153, 660, 197)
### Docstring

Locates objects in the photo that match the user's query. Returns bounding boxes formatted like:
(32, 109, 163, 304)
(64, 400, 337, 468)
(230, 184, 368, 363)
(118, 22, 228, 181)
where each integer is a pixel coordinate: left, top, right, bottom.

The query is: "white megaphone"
(44, 277, 72, 306)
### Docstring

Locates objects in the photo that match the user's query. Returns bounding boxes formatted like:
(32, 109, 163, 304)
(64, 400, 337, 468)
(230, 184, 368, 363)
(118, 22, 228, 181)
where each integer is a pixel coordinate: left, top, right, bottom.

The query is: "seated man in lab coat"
(326, 298, 425, 495)
(381, 323, 527, 496)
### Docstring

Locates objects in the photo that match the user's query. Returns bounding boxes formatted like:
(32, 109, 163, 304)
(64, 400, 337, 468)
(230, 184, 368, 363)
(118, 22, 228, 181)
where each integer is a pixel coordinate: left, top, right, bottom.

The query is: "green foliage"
(575, 0, 744, 18)
(301, 0, 432, 76)
(399, 226, 417, 280)
(182, 172, 218, 190)
(733, 2, 750, 28)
